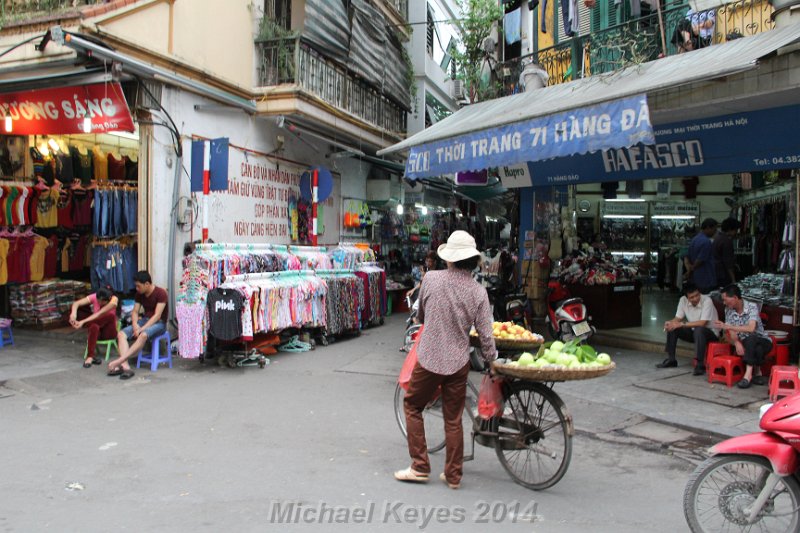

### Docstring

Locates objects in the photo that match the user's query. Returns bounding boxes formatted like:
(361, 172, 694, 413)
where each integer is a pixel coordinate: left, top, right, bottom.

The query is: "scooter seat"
(554, 297, 583, 309)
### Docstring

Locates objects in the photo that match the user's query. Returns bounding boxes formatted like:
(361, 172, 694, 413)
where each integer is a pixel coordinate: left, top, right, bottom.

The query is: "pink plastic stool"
(768, 366, 800, 402)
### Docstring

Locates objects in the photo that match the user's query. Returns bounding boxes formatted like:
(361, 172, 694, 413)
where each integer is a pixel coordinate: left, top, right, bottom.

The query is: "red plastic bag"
(477, 374, 504, 420)
(398, 326, 423, 391)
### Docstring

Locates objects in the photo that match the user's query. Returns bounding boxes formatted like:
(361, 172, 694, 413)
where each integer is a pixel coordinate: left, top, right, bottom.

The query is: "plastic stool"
(0, 325, 13, 347)
(83, 320, 121, 361)
(768, 366, 800, 401)
(136, 330, 172, 371)
(704, 342, 732, 369)
(708, 355, 745, 388)
(761, 337, 791, 378)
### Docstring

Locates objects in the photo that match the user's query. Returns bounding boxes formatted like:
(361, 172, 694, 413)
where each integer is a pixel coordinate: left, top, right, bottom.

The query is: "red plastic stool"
(761, 338, 791, 378)
(768, 366, 800, 401)
(704, 342, 732, 369)
(708, 355, 745, 388)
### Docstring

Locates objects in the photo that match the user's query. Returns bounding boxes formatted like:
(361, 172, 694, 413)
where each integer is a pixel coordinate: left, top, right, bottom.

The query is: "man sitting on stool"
(107, 270, 168, 380)
(657, 283, 719, 374)
(713, 283, 772, 389)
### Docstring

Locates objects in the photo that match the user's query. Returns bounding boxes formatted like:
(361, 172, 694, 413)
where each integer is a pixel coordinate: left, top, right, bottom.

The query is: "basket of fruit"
(491, 340, 616, 381)
(470, 322, 544, 351)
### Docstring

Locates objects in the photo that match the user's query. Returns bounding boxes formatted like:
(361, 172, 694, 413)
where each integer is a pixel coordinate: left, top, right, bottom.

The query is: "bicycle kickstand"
(464, 432, 476, 462)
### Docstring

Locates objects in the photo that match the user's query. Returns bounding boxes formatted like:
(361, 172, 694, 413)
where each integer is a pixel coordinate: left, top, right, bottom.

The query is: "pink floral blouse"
(417, 268, 497, 375)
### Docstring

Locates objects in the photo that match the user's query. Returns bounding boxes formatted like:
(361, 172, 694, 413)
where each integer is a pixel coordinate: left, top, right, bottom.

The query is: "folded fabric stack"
(9, 280, 91, 327)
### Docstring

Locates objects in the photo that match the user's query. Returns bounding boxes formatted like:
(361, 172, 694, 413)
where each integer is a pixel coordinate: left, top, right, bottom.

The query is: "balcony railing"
(494, 0, 774, 97)
(1, 0, 97, 18)
(257, 37, 407, 135)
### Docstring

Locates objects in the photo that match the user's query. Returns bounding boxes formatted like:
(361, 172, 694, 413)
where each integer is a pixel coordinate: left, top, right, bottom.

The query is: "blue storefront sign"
(528, 104, 800, 186)
(405, 94, 655, 179)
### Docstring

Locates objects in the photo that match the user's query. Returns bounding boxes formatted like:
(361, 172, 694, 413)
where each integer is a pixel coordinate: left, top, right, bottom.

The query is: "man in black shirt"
(713, 218, 740, 288)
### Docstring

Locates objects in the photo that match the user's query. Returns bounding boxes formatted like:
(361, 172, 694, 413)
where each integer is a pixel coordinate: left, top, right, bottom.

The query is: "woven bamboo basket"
(470, 335, 543, 352)
(492, 360, 616, 382)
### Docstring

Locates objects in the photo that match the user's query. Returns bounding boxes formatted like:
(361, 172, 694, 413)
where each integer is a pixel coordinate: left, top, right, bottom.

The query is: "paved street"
(0, 315, 769, 532)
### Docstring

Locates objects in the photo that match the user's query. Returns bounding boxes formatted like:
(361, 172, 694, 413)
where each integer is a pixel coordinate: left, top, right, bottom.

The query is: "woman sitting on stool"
(713, 284, 772, 389)
(70, 287, 119, 368)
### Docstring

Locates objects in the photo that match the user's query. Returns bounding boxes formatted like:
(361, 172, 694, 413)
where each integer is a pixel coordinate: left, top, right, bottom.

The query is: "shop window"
(427, 6, 435, 56)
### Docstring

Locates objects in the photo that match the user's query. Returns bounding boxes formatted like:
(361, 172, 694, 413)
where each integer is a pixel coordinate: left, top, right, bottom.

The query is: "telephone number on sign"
(754, 155, 800, 166)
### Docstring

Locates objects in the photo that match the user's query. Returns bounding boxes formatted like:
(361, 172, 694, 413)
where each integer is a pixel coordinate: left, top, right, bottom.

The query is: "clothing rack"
(316, 269, 355, 275)
(223, 270, 316, 283)
(290, 245, 327, 252)
(195, 243, 282, 251)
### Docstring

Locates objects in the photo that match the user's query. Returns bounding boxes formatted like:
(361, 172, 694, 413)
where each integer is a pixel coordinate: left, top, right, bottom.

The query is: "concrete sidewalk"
(1, 317, 767, 442)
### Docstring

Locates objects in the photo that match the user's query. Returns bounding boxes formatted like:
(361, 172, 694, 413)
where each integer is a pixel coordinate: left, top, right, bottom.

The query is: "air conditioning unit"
(367, 178, 404, 207)
(451, 79, 466, 101)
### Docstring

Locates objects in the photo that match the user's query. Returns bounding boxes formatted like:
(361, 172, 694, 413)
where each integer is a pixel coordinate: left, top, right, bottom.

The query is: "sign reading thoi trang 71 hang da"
(0, 82, 135, 135)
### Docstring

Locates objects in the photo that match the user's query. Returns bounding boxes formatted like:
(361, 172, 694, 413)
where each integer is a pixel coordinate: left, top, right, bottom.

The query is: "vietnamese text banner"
(0, 82, 135, 135)
(404, 94, 654, 179)
(528, 104, 800, 185)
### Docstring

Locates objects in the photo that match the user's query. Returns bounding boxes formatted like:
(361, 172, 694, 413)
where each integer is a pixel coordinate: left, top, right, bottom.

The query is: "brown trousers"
(403, 361, 470, 485)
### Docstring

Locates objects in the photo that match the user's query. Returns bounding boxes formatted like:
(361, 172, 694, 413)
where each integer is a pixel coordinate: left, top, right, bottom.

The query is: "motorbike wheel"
(683, 455, 800, 533)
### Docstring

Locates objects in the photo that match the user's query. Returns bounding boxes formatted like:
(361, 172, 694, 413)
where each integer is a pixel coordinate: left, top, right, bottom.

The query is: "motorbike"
(480, 273, 530, 328)
(683, 392, 800, 532)
(545, 280, 595, 342)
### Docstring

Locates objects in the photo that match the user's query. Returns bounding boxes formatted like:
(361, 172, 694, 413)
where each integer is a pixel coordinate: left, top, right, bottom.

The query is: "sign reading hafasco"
(0, 82, 135, 134)
(404, 94, 654, 179)
(529, 104, 800, 185)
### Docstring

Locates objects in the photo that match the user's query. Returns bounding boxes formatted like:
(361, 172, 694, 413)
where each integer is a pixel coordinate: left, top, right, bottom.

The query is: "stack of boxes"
(9, 280, 91, 328)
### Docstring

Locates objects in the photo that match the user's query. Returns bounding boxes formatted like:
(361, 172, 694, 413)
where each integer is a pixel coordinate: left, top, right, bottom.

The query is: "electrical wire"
(0, 34, 46, 59)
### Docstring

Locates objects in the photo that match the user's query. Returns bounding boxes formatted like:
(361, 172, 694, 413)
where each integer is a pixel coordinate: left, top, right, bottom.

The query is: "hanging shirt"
(92, 146, 109, 182)
(29, 235, 49, 282)
(71, 145, 93, 184)
(0, 238, 8, 285)
(35, 188, 59, 228)
(207, 288, 244, 341)
(108, 153, 126, 181)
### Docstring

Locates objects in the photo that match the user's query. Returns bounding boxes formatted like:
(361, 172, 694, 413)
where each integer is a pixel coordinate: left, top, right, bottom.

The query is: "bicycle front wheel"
(495, 381, 573, 490)
(394, 383, 447, 453)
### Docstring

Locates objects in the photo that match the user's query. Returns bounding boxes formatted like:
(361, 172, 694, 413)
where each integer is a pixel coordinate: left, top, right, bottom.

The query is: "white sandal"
(394, 467, 429, 483)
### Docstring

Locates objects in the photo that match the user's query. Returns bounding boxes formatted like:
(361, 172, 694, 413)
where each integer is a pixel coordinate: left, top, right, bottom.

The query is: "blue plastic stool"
(136, 330, 172, 371)
(0, 325, 13, 347)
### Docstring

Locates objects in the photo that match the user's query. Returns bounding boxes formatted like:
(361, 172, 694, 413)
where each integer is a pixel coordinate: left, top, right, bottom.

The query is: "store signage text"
(601, 202, 647, 216)
(209, 150, 339, 244)
(601, 140, 704, 172)
(652, 202, 699, 216)
(0, 82, 134, 134)
(405, 94, 654, 179)
(529, 105, 800, 185)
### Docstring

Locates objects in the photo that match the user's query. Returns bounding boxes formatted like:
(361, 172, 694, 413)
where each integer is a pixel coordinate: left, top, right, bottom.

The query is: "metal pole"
(311, 169, 319, 246)
(202, 140, 210, 243)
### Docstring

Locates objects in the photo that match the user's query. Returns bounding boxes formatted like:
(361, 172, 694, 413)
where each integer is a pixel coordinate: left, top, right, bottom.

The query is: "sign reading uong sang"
(211, 149, 340, 245)
(0, 82, 135, 134)
(404, 94, 654, 179)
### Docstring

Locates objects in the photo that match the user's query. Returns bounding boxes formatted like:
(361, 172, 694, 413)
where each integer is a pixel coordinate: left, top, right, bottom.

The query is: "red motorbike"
(545, 280, 595, 342)
(683, 392, 800, 532)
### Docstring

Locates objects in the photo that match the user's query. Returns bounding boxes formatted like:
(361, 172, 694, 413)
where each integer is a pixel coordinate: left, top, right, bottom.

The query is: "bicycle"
(394, 351, 574, 490)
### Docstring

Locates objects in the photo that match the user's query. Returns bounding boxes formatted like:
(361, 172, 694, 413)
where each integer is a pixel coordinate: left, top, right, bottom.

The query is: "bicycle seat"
(469, 347, 486, 371)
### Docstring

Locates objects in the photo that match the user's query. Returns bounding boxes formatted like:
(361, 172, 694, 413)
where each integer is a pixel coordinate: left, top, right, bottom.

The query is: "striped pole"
(202, 140, 210, 243)
(311, 169, 319, 246)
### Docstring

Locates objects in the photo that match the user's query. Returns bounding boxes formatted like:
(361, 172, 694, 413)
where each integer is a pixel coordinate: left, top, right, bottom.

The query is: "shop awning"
(378, 24, 800, 180)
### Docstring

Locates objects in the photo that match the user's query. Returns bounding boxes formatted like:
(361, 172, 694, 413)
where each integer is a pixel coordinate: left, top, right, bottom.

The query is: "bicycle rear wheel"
(495, 381, 573, 490)
(394, 383, 447, 453)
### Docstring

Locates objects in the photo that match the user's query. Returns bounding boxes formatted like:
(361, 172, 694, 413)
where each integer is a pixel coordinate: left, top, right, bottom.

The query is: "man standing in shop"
(713, 218, 741, 288)
(657, 283, 720, 374)
(107, 270, 168, 380)
(684, 218, 718, 294)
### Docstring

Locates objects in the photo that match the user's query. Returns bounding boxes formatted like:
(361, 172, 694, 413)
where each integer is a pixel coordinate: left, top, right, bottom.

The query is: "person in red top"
(395, 231, 497, 490)
(107, 270, 168, 380)
(70, 287, 119, 368)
